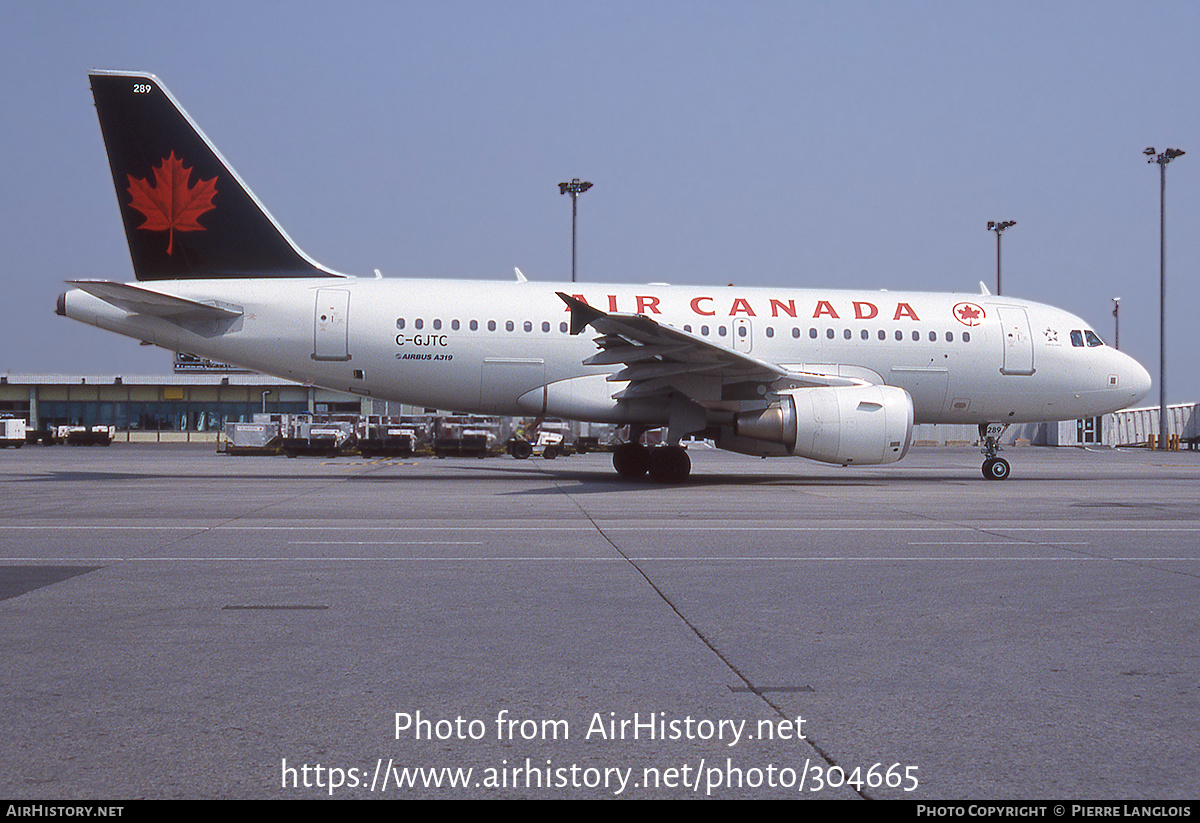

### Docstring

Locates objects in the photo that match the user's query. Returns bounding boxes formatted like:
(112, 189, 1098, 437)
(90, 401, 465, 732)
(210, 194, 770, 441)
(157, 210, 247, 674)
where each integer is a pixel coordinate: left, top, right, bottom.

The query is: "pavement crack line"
(554, 481, 868, 799)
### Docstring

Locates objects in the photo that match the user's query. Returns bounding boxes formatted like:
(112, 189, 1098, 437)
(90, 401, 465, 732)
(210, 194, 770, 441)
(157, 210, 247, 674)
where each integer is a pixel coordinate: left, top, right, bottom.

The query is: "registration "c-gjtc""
(395, 334, 448, 347)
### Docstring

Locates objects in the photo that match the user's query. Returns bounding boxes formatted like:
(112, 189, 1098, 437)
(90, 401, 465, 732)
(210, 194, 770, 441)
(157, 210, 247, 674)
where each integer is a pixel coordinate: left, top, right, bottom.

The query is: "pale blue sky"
(2, 1, 1197, 402)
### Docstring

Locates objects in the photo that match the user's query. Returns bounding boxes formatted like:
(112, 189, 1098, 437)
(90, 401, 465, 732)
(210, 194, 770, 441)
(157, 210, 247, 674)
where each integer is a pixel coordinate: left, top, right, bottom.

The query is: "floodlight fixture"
(987, 220, 1016, 295)
(559, 178, 593, 282)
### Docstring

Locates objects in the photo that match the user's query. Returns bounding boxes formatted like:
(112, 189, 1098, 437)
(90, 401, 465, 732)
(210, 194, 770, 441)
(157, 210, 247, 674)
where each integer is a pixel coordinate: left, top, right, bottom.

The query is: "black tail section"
(89, 71, 339, 281)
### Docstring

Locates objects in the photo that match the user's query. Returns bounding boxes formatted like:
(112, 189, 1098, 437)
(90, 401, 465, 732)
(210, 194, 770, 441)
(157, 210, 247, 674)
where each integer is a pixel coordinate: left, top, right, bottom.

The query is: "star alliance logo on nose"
(953, 302, 985, 326)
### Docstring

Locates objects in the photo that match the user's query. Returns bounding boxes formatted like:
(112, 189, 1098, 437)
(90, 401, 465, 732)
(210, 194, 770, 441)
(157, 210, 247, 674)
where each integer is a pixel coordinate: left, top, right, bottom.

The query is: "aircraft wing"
(557, 292, 864, 407)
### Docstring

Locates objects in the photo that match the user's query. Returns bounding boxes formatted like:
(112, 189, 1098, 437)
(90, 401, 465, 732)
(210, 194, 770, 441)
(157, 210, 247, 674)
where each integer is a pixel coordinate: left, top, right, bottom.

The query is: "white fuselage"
(62, 277, 1151, 427)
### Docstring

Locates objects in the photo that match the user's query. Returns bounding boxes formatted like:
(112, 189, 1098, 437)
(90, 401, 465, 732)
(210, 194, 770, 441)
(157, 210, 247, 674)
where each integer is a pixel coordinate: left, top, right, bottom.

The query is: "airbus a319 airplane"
(59, 71, 1152, 482)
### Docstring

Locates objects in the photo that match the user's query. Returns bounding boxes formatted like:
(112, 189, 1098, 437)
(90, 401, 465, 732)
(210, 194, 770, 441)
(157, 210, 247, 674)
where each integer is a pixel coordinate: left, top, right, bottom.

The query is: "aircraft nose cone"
(1126, 356, 1152, 403)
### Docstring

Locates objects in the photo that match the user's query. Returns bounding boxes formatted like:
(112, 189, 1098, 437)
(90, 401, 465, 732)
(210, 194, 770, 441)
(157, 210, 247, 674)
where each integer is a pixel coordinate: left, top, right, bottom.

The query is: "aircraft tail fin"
(89, 71, 340, 281)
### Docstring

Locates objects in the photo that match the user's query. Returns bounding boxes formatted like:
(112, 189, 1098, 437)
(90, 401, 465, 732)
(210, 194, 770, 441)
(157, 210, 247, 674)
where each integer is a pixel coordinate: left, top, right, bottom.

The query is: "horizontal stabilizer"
(68, 280, 242, 320)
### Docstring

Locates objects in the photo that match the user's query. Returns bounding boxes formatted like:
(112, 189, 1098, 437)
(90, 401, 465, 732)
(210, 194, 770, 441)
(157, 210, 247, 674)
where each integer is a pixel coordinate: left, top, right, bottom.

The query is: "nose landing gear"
(979, 423, 1011, 480)
(982, 456, 1011, 480)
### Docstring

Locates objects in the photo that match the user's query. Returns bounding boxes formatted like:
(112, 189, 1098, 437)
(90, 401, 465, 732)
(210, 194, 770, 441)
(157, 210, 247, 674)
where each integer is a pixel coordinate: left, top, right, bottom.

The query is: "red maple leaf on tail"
(126, 152, 217, 255)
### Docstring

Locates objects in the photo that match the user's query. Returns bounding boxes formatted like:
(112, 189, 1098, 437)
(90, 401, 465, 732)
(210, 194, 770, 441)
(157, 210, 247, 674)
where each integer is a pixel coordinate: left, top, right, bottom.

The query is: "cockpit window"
(1070, 330, 1084, 347)
(1084, 330, 1104, 347)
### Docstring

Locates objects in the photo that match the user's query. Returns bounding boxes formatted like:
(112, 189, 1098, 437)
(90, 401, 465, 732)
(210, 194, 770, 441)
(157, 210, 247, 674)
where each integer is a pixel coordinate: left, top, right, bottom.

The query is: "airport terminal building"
(0, 372, 393, 442)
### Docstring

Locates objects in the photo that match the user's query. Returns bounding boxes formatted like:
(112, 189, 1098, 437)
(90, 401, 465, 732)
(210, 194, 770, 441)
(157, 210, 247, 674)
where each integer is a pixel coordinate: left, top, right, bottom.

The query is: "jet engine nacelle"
(733, 385, 914, 465)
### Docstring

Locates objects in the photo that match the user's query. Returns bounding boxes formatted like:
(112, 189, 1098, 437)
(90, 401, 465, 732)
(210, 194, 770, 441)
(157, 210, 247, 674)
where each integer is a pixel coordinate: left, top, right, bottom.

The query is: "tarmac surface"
(1, 443, 1197, 800)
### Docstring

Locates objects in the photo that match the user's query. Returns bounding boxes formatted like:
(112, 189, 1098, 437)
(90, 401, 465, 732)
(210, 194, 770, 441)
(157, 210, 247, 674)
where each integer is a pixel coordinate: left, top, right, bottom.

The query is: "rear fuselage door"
(313, 288, 351, 361)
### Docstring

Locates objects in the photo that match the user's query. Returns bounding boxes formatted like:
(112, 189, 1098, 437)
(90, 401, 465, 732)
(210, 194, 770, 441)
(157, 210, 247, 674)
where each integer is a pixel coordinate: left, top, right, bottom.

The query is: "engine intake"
(734, 385, 913, 465)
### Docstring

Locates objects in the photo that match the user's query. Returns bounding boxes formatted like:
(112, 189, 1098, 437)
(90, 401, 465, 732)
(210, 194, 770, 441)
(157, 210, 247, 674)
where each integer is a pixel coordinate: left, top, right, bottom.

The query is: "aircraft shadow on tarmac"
(0, 566, 100, 601)
(17, 460, 1008, 490)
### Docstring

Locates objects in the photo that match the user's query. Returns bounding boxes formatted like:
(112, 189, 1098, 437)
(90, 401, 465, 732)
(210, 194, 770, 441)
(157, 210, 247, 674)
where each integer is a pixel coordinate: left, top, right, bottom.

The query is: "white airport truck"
(0, 418, 26, 448)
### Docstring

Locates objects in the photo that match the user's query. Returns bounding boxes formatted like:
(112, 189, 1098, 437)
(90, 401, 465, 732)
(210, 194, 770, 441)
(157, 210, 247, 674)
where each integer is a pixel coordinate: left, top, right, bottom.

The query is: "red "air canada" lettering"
(567, 294, 923, 322)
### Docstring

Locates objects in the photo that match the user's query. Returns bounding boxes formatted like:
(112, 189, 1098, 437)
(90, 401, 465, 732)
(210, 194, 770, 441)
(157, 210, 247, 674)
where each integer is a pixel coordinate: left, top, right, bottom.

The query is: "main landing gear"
(979, 423, 1011, 480)
(612, 441, 692, 483)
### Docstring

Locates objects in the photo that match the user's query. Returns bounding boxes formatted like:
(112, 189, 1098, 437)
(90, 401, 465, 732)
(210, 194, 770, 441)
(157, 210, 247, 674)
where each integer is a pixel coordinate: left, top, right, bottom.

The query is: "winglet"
(979, 281, 992, 296)
(556, 292, 605, 335)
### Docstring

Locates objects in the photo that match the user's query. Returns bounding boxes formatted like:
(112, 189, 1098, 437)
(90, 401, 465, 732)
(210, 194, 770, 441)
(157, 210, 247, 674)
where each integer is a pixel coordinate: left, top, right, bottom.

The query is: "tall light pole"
(1144, 147, 1184, 450)
(987, 220, 1016, 295)
(1111, 297, 1121, 350)
(558, 178, 592, 282)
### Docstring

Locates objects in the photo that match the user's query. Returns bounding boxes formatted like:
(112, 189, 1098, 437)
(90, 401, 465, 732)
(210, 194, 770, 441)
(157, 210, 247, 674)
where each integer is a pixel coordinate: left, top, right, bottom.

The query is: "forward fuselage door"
(996, 306, 1034, 375)
(313, 288, 351, 361)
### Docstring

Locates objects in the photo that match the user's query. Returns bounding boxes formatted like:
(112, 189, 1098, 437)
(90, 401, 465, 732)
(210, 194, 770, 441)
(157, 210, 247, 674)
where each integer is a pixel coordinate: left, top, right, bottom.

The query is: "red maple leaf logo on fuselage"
(126, 152, 217, 255)
(953, 302, 985, 326)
